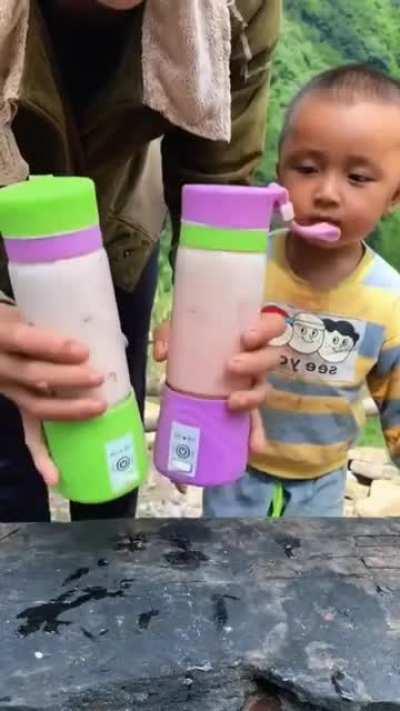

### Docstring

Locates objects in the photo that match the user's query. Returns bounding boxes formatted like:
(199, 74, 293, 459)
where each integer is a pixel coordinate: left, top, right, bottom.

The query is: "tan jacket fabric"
(0, 0, 282, 297)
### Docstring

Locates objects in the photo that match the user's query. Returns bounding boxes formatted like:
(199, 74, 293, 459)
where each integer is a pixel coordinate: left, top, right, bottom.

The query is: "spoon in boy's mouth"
(291, 221, 342, 243)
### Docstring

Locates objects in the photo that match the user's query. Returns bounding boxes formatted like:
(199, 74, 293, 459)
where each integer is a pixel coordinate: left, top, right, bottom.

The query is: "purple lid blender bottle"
(154, 183, 293, 488)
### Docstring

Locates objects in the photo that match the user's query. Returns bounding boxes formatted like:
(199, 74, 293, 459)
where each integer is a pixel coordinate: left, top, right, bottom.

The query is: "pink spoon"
(292, 221, 341, 243)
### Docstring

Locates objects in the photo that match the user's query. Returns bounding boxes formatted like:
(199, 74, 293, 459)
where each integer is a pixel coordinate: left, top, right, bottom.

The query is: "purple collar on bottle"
(4, 227, 102, 264)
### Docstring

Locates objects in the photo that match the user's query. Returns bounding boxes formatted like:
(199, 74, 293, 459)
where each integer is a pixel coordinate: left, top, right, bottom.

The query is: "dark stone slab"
(1, 518, 400, 710)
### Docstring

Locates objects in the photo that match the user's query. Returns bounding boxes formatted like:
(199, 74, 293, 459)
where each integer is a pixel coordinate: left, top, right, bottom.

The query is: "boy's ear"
(386, 184, 400, 216)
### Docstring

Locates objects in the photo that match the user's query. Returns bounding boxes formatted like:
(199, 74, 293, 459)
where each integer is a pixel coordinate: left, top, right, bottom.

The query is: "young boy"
(204, 63, 400, 518)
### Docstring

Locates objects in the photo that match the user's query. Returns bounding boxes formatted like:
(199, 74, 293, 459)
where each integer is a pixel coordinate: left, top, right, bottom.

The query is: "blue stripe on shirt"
(374, 345, 400, 378)
(268, 374, 362, 403)
(379, 399, 400, 431)
(363, 252, 400, 292)
(358, 322, 385, 359)
(261, 408, 359, 445)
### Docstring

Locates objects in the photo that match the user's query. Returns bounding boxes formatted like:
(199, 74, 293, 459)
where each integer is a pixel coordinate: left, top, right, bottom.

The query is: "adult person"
(0, 0, 283, 522)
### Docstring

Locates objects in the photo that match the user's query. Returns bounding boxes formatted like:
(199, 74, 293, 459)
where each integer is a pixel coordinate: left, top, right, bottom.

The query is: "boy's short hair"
(280, 63, 400, 151)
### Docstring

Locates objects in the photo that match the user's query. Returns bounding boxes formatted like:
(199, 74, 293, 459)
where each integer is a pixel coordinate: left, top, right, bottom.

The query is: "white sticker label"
(106, 434, 137, 493)
(168, 422, 200, 478)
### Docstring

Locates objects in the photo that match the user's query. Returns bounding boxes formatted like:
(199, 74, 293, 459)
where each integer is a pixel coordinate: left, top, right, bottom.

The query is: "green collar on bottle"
(0, 176, 99, 238)
(180, 222, 267, 253)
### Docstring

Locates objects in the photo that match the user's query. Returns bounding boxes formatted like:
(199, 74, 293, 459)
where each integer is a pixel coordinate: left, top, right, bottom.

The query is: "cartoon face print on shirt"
(262, 307, 327, 352)
(289, 313, 325, 354)
(319, 318, 360, 363)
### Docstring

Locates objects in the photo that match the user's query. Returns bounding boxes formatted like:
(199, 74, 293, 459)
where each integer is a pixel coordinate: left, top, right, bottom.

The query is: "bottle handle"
(266, 182, 341, 242)
(267, 182, 295, 223)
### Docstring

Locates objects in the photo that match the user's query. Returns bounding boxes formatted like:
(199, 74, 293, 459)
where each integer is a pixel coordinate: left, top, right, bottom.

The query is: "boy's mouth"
(303, 216, 341, 229)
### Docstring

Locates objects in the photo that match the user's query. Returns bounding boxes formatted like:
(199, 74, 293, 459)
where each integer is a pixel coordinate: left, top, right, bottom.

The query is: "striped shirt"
(251, 235, 400, 479)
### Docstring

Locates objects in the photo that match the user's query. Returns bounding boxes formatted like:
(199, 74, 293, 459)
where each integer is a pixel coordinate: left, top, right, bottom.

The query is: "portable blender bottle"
(0, 176, 148, 503)
(154, 183, 294, 487)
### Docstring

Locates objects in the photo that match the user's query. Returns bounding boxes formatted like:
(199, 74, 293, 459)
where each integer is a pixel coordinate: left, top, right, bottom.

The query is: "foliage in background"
(154, 0, 400, 328)
(357, 417, 385, 448)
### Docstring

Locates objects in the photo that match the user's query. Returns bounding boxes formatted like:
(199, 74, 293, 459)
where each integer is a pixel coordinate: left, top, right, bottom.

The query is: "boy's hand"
(0, 304, 106, 421)
(153, 312, 285, 464)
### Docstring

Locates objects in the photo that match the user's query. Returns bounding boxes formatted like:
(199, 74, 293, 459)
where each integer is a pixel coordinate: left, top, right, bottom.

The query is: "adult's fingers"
(2, 384, 107, 421)
(227, 379, 272, 412)
(240, 312, 285, 351)
(153, 320, 171, 363)
(248, 409, 268, 457)
(0, 354, 103, 391)
(21, 412, 59, 487)
(0, 319, 89, 364)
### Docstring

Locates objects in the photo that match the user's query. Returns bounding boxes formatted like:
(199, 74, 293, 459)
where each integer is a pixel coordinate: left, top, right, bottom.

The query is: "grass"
(357, 417, 386, 449)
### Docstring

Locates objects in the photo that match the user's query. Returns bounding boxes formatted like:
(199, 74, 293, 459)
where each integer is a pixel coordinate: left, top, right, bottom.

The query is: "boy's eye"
(349, 173, 373, 184)
(294, 164, 317, 175)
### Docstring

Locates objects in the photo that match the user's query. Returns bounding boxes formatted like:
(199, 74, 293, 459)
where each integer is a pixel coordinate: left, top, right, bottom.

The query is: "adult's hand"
(153, 312, 285, 485)
(0, 304, 108, 486)
(0, 304, 106, 421)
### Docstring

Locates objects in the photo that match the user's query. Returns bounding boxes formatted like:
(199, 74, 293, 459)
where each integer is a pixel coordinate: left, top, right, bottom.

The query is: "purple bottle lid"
(182, 183, 291, 231)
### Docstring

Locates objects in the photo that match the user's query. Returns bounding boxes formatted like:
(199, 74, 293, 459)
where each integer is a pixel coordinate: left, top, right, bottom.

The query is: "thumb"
(21, 411, 59, 487)
(153, 320, 171, 362)
(249, 409, 267, 457)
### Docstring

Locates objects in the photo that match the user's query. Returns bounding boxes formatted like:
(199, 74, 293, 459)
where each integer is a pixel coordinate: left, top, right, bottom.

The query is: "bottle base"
(44, 392, 148, 503)
(154, 385, 249, 487)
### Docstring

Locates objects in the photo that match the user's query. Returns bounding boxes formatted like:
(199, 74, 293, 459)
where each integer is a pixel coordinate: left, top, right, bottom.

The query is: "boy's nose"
(313, 174, 341, 207)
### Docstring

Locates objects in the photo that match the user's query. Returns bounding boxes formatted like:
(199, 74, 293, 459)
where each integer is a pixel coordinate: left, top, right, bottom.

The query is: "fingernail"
(89, 371, 104, 384)
(90, 399, 107, 412)
(65, 340, 86, 357)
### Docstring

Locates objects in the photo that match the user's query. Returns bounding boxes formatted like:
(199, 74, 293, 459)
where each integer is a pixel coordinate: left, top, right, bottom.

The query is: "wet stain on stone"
(16, 582, 132, 637)
(80, 626, 109, 641)
(275, 535, 301, 559)
(114, 532, 147, 553)
(164, 549, 209, 569)
(97, 558, 109, 567)
(376, 583, 392, 595)
(62, 567, 90, 586)
(138, 609, 159, 631)
(163, 530, 209, 570)
(0, 528, 20, 544)
(212, 594, 240, 631)
(81, 626, 95, 641)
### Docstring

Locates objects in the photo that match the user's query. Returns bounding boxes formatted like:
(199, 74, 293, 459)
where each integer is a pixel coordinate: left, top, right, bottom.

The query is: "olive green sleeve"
(162, 0, 282, 261)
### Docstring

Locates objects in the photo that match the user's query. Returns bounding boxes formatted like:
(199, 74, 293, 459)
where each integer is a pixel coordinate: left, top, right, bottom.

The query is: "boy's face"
(278, 96, 400, 248)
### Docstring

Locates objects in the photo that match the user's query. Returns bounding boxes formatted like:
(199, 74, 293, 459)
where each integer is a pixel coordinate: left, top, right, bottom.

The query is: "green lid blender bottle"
(0, 176, 148, 503)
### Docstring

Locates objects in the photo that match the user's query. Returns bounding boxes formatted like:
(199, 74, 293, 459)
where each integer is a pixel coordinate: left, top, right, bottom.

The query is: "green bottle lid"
(0, 176, 99, 239)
